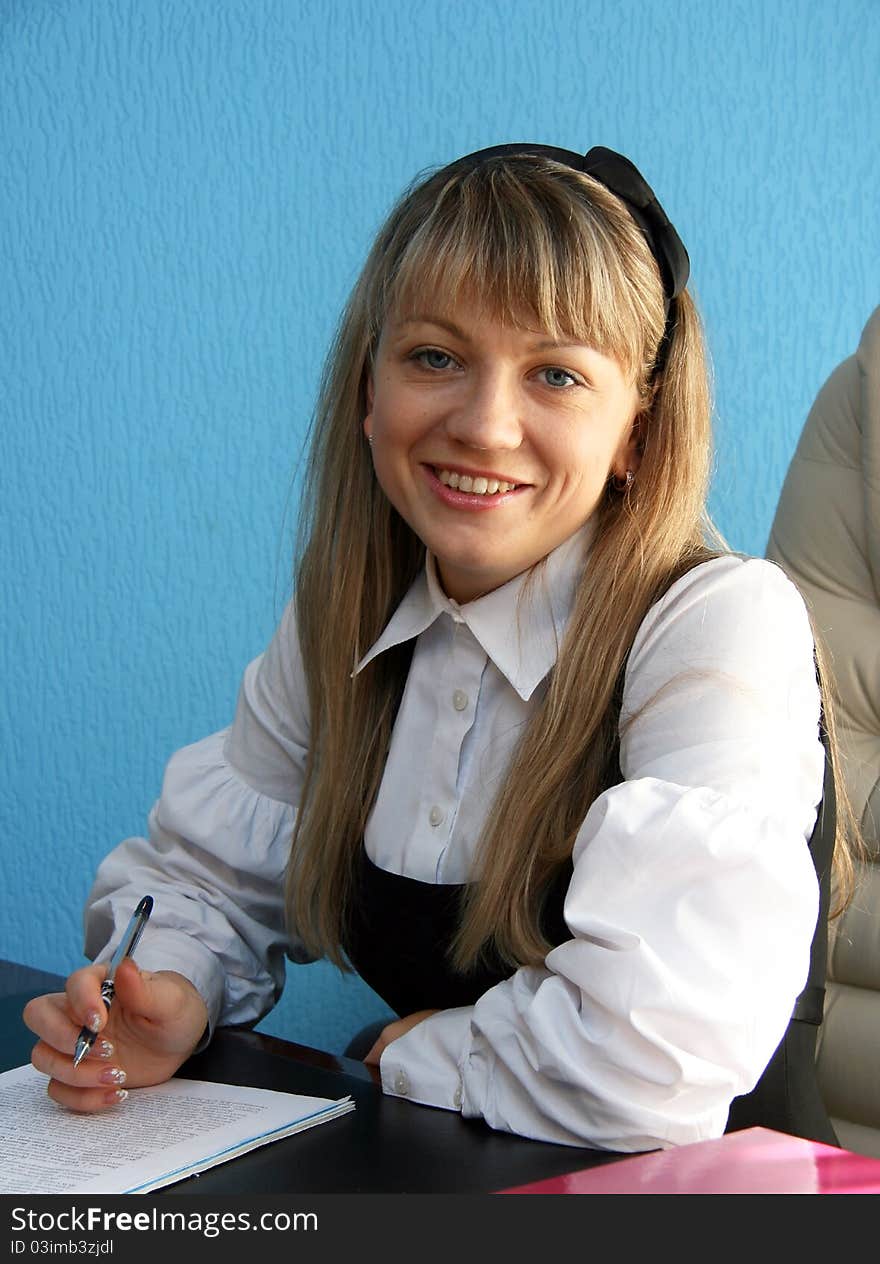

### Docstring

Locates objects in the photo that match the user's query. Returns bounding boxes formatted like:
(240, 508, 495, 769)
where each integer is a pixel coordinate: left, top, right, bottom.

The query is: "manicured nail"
(99, 1067, 127, 1086)
(107, 1088, 128, 1105)
(86, 1010, 102, 1033)
(96, 1039, 114, 1059)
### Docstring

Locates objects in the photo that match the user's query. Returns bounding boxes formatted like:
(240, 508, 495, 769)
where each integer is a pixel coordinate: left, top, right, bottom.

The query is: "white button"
(428, 805, 445, 827)
(453, 1083, 463, 1109)
(394, 1070, 410, 1096)
(452, 689, 468, 711)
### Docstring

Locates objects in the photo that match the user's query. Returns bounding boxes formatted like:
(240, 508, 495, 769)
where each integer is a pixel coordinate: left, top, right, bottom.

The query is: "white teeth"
(436, 469, 516, 494)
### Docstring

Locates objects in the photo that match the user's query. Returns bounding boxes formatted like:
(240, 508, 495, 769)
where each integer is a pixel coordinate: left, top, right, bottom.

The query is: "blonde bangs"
(374, 159, 664, 387)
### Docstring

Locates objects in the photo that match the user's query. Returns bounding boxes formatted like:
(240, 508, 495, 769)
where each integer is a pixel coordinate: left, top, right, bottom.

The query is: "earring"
(612, 469, 634, 491)
(367, 434, 374, 446)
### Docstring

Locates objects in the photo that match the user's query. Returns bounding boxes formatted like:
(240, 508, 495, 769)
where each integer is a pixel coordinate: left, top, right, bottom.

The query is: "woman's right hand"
(22, 958, 210, 1112)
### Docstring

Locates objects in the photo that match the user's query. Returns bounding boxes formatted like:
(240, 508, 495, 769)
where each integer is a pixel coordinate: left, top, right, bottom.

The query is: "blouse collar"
(354, 523, 593, 701)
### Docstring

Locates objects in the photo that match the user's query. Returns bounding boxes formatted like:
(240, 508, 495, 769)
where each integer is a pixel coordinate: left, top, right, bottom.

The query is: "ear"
(613, 412, 643, 481)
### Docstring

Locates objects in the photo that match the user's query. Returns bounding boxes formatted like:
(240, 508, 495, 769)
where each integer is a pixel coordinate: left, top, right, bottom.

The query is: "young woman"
(23, 144, 859, 1152)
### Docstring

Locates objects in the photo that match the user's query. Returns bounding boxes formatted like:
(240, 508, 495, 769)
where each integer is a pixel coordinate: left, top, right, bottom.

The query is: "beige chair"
(767, 304, 880, 1157)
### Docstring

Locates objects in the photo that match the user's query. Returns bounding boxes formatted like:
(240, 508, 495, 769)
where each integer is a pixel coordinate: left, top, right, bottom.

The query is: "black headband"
(447, 144, 689, 368)
(449, 143, 690, 304)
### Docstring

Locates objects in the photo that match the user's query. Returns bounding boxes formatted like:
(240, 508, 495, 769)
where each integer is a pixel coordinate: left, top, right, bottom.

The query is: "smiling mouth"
(434, 467, 521, 495)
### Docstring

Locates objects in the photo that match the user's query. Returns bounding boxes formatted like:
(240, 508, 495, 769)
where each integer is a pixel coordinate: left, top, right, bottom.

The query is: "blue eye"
(414, 347, 456, 370)
(540, 367, 578, 388)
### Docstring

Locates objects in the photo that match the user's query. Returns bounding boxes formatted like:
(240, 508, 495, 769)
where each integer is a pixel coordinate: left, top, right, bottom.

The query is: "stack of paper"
(0, 1063, 355, 1194)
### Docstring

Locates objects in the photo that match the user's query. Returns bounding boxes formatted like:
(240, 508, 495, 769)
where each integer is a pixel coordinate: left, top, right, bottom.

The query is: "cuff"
(379, 1007, 473, 1111)
(102, 926, 227, 1044)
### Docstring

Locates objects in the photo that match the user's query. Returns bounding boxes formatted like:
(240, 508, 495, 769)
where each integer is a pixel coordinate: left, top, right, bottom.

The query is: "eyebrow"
(396, 315, 590, 354)
(397, 315, 465, 336)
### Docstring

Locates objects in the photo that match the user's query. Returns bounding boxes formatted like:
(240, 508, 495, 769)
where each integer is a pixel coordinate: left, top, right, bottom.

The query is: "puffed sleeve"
(379, 557, 824, 1151)
(84, 599, 313, 1034)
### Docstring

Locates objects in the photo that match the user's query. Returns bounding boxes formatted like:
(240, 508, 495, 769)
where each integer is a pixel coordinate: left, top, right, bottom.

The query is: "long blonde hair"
(286, 152, 857, 973)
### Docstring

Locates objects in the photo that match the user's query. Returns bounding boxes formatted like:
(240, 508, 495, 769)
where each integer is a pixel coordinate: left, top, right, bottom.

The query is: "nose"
(444, 369, 523, 451)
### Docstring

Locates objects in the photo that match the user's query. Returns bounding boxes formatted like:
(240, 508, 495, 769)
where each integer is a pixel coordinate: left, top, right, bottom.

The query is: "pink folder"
(501, 1127, 880, 1194)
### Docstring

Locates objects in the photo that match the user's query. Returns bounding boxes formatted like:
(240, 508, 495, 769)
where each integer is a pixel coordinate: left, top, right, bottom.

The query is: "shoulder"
(230, 596, 311, 758)
(640, 553, 810, 634)
(627, 554, 815, 684)
(261, 597, 306, 676)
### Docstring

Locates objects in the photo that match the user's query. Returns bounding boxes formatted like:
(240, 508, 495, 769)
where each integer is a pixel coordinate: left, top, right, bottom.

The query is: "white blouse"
(84, 530, 824, 1152)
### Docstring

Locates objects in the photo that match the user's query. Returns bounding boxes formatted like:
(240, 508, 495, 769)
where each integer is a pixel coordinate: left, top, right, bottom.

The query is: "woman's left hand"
(363, 1010, 440, 1066)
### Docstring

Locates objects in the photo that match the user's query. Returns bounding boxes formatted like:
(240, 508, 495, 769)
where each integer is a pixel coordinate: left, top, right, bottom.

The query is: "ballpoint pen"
(72, 895, 154, 1069)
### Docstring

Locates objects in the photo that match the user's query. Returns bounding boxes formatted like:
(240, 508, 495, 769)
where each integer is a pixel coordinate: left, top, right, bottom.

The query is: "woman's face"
(364, 296, 641, 604)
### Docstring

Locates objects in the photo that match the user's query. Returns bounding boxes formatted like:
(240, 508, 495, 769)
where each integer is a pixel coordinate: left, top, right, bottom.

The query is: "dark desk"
(2, 959, 624, 1194)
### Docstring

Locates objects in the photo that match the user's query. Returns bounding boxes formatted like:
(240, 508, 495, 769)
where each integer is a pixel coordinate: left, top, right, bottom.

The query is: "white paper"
(0, 1063, 355, 1193)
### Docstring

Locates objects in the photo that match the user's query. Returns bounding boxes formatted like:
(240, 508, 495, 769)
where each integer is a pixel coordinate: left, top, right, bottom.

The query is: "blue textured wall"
(2, 0, 879, 1052)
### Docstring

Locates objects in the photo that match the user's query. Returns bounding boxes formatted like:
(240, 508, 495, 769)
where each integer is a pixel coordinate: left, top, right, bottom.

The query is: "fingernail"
(107, 1088, 128, 1105)
(86, 1010, 102, 1033)
(96, 1039, 114, 1059)
(99, 1067, 127, 1086)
